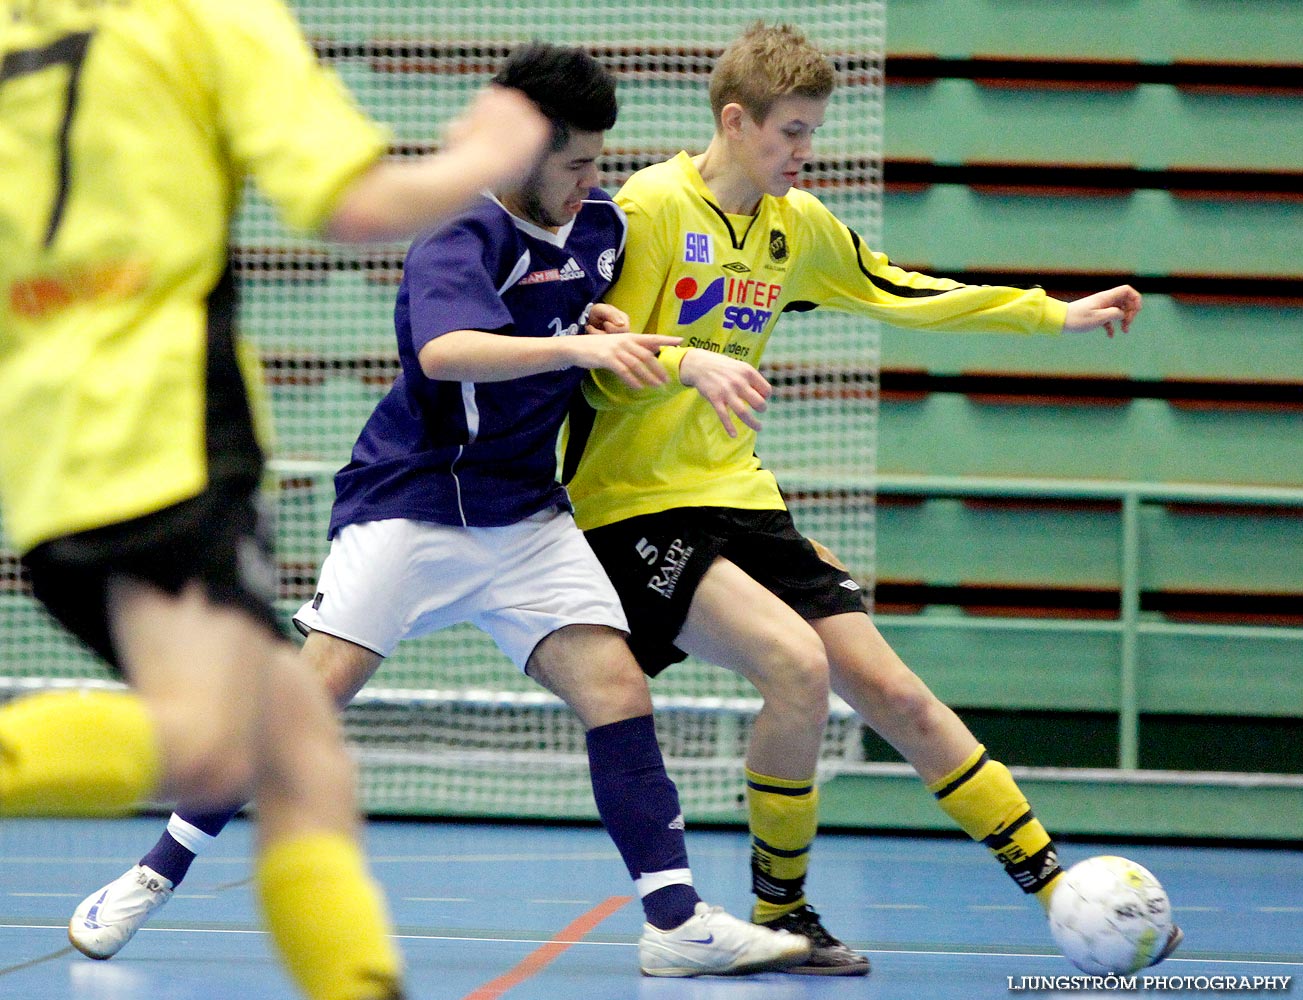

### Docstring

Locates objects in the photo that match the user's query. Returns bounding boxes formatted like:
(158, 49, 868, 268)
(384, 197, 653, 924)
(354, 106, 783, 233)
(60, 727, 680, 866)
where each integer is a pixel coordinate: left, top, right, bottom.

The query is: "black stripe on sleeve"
(850, 228, 954, 299)
(204, 261, 264, 490)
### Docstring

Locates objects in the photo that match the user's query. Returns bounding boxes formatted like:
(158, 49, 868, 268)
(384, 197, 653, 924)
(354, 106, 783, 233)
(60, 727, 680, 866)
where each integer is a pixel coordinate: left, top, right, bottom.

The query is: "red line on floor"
(461, 895, 635, 999)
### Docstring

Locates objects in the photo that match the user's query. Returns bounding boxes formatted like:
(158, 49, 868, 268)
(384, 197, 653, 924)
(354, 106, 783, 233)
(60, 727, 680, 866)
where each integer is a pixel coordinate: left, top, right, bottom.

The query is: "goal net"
(0, 0, 885, 819)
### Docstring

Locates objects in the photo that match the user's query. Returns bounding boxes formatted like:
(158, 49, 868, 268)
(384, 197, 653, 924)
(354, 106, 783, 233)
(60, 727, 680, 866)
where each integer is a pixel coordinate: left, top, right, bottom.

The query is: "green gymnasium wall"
(846, 0, 1303, 840)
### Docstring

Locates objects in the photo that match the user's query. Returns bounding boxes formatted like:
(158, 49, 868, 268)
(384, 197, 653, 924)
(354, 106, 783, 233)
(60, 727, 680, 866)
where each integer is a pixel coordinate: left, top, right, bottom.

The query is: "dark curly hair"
(492, 43, 618, 149)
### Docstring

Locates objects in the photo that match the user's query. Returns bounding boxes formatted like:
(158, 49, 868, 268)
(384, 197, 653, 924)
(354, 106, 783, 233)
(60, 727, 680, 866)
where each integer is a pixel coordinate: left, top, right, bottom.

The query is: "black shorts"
(584, 506, 867, 676)
(21, 477, 282, 673)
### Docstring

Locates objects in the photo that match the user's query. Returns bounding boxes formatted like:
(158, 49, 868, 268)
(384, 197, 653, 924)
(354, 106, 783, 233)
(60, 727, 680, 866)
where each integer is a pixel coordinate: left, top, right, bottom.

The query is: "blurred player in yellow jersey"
(0, 2, 548, 998)
(563, 21, 1181, 975)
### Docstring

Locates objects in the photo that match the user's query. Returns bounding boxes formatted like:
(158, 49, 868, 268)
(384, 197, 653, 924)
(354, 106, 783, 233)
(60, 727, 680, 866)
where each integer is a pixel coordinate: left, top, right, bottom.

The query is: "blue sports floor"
(1, 816, 1299, 999)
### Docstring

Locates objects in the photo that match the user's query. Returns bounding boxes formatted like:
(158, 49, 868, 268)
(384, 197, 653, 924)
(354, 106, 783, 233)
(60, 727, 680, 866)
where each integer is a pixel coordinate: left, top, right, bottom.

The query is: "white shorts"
(292, 508, 628, 670)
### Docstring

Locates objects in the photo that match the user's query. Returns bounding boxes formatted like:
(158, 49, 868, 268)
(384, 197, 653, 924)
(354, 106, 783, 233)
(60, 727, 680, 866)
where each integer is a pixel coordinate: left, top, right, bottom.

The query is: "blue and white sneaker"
(639, 901, 812, 977)
(68, 864, 174, 960)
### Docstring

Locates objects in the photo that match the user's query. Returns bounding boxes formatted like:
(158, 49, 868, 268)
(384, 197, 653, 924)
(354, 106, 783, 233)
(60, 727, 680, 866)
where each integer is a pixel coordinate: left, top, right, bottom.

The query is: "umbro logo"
(839, 579, 861, 591)
(668, 813, 686, 831)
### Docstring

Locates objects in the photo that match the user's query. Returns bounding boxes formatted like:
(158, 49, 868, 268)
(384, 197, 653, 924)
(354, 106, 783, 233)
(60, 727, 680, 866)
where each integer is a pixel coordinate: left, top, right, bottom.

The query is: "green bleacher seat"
(885, 0, 1303, 62)
(877, 394, 1303, 485)
(881, 186, 1303, 274)
(885, 79, 1303, 172)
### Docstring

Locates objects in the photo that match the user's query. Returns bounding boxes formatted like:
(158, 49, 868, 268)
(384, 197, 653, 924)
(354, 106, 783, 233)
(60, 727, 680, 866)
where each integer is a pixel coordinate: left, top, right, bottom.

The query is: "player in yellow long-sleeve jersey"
(0, 2, 548, 998)
(562, 21, 1182, 976)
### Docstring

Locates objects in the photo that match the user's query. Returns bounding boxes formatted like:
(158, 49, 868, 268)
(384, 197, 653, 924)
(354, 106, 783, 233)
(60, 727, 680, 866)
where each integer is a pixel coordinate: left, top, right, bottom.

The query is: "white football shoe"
(639, 901, 812, 977)
(68, 864, 174, 960)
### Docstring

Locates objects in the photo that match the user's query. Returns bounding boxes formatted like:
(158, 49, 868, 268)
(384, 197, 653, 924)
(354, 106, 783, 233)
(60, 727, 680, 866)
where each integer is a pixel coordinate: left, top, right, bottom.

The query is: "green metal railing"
(872, 474, 1303, 771)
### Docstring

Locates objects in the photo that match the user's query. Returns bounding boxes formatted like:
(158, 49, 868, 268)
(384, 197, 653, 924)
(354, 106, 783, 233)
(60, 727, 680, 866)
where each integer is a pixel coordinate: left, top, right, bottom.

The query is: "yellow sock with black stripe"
(256, 831, 405, 1000)
(928, 745, 1063, 909)
(0, 690, 160, 816)
(745, 768, 819, 923)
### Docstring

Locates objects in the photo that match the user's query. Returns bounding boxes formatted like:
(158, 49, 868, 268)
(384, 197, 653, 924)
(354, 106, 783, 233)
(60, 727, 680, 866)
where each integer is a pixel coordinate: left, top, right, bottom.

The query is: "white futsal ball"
(1048, 855, 1173, 974)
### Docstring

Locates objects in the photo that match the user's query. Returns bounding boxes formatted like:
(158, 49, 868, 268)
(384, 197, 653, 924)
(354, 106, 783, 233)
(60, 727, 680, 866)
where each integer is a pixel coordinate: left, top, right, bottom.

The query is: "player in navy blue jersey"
(67, 43, 810, 980)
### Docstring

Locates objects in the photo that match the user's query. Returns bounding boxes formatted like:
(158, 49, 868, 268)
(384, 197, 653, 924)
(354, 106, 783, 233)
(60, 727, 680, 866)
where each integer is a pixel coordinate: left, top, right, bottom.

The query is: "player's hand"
(444, 85, 551, 190)
(584, 303, 631, 335)
(678, 348, 772, 437)
(569, 334, 682, 389)
(1063, 285, 1142, 338)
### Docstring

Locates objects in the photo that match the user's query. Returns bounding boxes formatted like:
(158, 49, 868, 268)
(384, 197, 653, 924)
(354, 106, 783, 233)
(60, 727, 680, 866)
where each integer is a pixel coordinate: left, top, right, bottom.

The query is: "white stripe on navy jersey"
(499, 248, 531, 295)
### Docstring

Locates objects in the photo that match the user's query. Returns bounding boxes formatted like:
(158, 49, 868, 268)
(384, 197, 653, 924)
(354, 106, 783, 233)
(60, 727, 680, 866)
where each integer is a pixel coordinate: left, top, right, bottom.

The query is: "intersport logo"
(673, 275, 779, 333)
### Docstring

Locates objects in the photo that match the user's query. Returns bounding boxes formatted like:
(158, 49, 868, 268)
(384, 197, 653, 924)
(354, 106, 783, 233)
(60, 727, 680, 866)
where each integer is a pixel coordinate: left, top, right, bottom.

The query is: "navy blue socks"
(585, 714, 701, 930)
(140, 807, 240, 886)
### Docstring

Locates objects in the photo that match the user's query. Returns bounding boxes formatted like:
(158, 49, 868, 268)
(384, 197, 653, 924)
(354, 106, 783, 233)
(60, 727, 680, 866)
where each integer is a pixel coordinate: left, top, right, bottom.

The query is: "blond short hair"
(708, 22, 837, 126)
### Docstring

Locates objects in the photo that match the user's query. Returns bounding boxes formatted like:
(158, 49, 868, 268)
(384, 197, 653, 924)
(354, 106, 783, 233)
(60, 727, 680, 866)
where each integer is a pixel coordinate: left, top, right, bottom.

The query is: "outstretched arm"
(419, 328, 682, 388)
(1062, 285, 1143, 338)
(324, 87, 550, 243)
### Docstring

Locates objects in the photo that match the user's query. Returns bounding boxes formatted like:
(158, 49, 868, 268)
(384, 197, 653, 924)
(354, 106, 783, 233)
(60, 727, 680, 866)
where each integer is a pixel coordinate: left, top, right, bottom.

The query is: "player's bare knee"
(146, 684, 255, 800)
(601, 678, 655, 722)
(583, 660, 654, 725)
(300, 632, 380, 708)
(875, 672, 943, 735)
(756, 630, 830, 721)
(526, 625, 654, 727)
